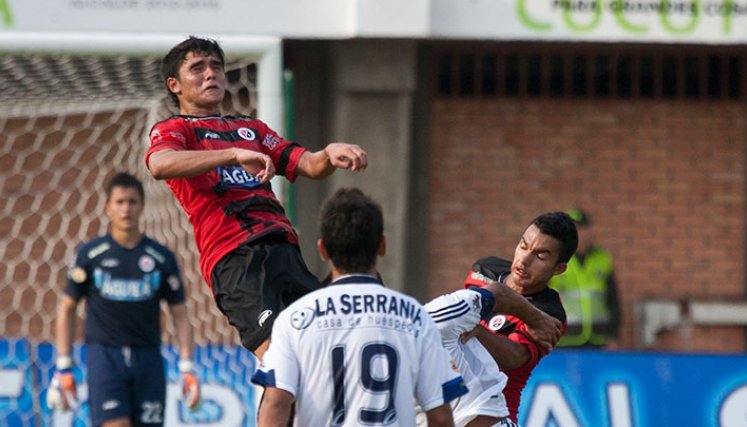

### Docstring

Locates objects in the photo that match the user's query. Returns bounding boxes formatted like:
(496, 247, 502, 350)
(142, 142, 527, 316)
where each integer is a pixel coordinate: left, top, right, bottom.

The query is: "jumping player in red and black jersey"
(146, 36, 368, 360)
(464, 212, 576, 424)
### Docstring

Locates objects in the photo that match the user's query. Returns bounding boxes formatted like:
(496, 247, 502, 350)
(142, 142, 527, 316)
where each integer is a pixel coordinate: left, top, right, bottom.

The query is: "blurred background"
(1, 1, 746, 425)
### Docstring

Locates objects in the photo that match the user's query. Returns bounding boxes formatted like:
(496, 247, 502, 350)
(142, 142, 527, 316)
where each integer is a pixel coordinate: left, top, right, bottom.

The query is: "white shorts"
(450, 339, 509, 426)
(425, 290, 510, 427)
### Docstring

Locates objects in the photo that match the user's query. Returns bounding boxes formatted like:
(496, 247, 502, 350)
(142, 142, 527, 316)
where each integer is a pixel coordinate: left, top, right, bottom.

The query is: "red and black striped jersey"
(464, 256, 567, 423)
(146, 114, 307, 287)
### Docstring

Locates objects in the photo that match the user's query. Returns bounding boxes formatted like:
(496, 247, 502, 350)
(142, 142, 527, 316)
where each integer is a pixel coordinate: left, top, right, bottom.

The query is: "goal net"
(0, 47, 266, 424)
(0, 50, 261, 342)
(0, 33, 282, 425)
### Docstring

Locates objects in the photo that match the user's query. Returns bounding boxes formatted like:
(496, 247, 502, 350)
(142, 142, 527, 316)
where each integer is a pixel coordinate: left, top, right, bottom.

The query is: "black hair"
(319, 188, 383, 274)
(106, 172, 144, 202)
(530, 211, 578, 263)
(161, 36, 225, 107)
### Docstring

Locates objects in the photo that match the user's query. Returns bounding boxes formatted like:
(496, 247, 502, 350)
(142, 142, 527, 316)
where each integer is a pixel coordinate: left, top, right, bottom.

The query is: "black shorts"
(211, 235, 321, 351)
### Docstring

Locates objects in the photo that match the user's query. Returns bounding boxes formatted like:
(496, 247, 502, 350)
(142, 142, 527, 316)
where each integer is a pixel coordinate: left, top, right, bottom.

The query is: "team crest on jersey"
(138, 255, 156, 273)
(488, 314, 507, 331)
(217, 166, 262, 188)
(262, 133, 280, 150)
(290, 308, 315, 330)
(237, 127, 256, 141)
(469, 293, 481, 310)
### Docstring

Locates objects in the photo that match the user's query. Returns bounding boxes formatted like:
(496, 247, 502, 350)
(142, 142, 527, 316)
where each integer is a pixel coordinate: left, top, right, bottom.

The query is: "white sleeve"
(249, 311, 300, 397)
(414, 313, 468, 411)
(425, 289, 484, 344)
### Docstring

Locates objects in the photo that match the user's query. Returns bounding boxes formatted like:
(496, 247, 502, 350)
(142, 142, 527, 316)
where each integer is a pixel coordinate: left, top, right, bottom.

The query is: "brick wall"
(427, 98, 746, 351)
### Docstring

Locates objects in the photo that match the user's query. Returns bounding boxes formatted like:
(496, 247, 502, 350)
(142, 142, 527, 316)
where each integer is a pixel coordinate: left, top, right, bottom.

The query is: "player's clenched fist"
(324, 143, 368, 172)
(46, 356, 77, 411)
(179, 359, 201, 410)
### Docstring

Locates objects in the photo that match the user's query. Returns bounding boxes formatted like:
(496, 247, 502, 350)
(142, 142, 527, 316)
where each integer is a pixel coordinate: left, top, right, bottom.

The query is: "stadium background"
(1, 1, 747, 425)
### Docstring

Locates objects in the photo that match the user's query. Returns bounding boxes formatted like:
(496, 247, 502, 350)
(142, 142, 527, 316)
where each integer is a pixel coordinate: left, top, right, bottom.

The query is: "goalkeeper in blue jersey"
(48, 173, 200, 427)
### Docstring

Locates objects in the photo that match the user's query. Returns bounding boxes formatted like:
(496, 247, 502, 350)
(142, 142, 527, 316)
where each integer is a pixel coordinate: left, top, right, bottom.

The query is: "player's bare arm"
(148, 148, 275, 181)
(257, 387, 294, 427)
(55, 295, 78, 358)
(481, 280, 561, 351)
(425, 402, 456, 427)
(169, 303, 194, 363)
(475, 327, 530, 370)
(170, 303, 201, 409)
(296, 142, 368, 179)
(522, 309, 562, 351)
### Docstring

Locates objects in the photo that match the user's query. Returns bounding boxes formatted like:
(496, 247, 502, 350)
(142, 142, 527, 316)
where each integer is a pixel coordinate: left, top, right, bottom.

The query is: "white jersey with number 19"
(252, 275, 467, 427)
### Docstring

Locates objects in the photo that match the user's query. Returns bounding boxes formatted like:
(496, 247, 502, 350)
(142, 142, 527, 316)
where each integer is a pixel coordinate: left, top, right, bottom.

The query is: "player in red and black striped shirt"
(146, 36, 367, 360)
(465, 212, 576, 423)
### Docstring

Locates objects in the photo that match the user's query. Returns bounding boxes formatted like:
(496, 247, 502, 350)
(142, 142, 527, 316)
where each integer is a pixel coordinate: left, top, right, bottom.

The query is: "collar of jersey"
(176, 113, 223, 120)
(330, 274, 383, 286)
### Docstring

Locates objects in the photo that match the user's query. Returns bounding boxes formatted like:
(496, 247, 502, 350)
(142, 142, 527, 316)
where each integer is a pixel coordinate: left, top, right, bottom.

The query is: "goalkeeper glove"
(46, 356, 77, 411)
(178, 359, 201, 410)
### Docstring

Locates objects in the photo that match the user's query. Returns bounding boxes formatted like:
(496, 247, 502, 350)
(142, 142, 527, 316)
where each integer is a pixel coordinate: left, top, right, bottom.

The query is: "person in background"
(550, 208, 621, 349)
(47, 172, 199, 427)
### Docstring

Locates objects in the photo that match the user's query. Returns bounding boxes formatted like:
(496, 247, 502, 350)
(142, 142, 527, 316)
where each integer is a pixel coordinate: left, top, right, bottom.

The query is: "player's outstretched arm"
(296, 142, 368, 179)
(148, 148, 274, 182)
(257, 387, 294, 427)
(425, 403, 456, 427)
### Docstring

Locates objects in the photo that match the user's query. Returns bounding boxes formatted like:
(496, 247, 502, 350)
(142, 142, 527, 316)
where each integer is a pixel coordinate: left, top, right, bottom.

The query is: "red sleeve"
(254, 120, 307, 182)
(507, 327, 544, 368)
(463, 270, 492, 288)
(145, 119, 191, 169)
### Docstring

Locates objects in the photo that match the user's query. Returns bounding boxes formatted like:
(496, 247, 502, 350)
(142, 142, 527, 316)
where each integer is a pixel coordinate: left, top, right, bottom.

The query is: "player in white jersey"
(425, 278, 561, 427)
(252, 188, 466, 427)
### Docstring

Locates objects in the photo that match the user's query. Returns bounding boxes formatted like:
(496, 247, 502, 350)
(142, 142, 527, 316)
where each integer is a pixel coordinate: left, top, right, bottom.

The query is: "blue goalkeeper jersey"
(65, 234, 185, 347)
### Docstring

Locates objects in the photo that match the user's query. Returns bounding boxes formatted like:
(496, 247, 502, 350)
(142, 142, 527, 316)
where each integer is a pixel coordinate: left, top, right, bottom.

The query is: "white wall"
(3, 0, 747, 44)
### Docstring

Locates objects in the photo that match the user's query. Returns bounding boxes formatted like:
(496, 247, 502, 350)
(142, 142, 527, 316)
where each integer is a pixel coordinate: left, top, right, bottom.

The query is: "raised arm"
(295, 143, 368, 179)
(148, 148, 275, 181)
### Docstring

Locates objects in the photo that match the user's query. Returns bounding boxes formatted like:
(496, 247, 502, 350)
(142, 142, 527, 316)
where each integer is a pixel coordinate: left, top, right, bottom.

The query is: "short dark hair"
(161, 36, 225, 107)
(529, 212, 578, 264)
(320, 188, 383, 274)
(106, 172, 144, 202)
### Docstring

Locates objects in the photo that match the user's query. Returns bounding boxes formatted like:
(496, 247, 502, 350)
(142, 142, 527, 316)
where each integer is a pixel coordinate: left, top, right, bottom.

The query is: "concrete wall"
(286, 39, 418, 293)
